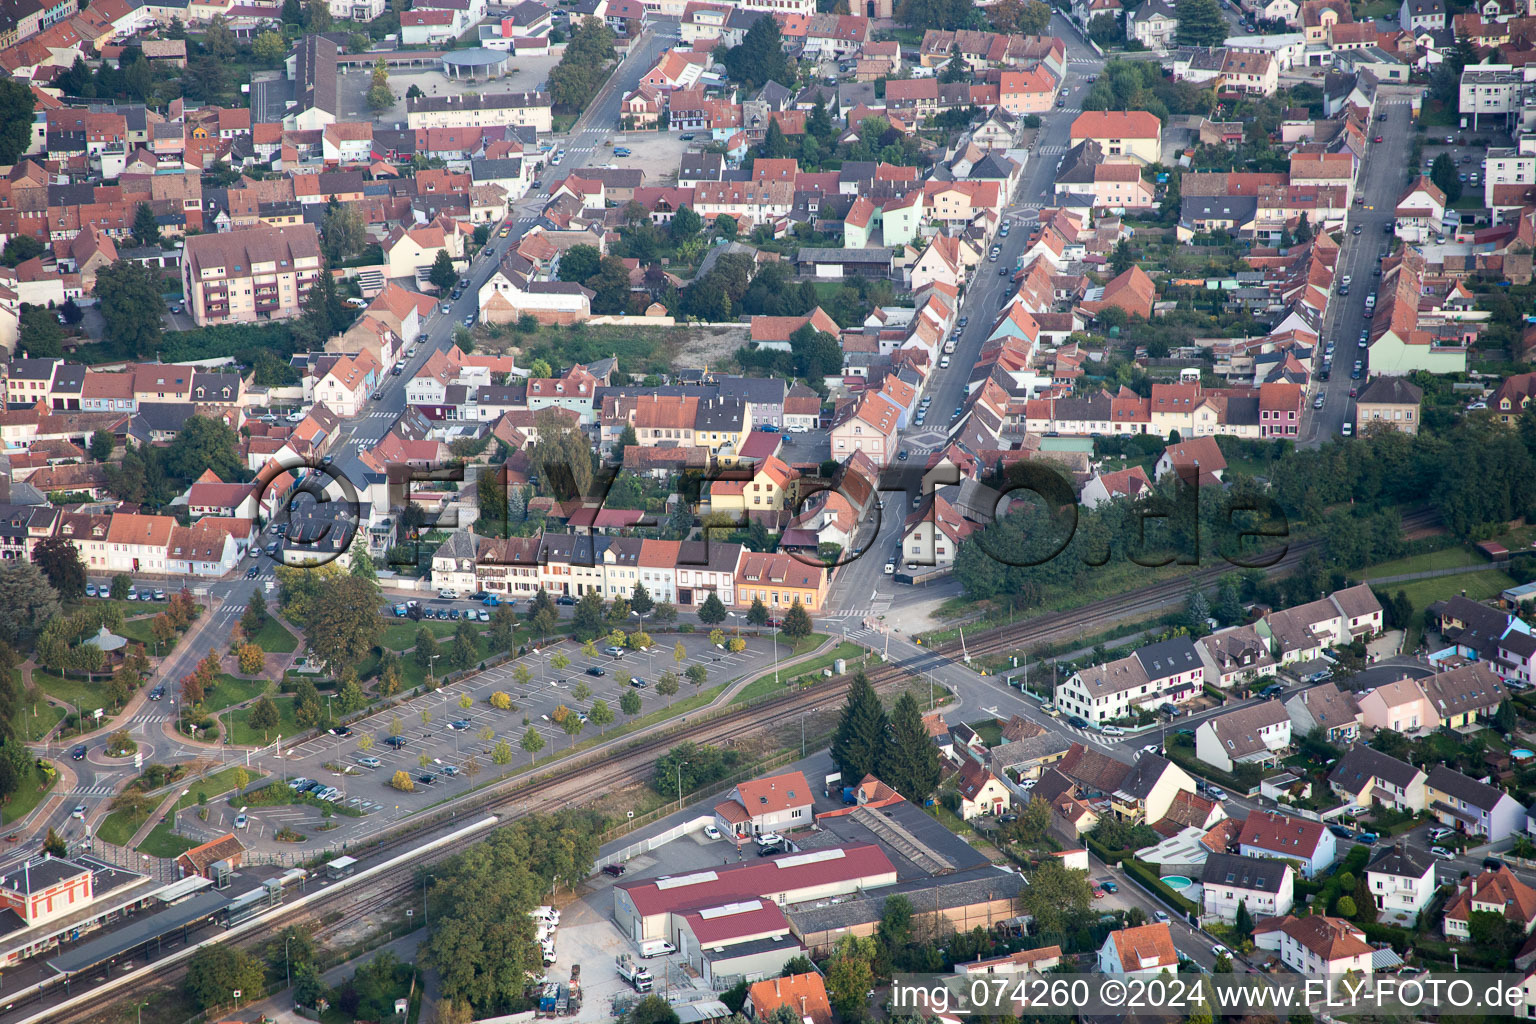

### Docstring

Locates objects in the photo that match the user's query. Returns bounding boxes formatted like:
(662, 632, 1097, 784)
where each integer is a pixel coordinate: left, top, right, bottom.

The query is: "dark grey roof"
(715, 375, 786, 408)
(1134, 637, 1203, 681)
(1056, 139, 1102, 185)
(5, 358, 58, 382)
(785, 866, 1024, 934)
(1356, 377, 1423, 406)
(1201, 852, 1287, 893)
(472, 158, 526, 182)
(0, 856, 92, 895)
(1181, 194, 1259, 224)
(1115, 752, 1179, 801)
(969, 154, 1016, 181)
(694, 397, 747, 431)
(50, 364, 84, 395)
(130, 402, 197, 434)
(48, 890, 230, 975)
(1366, 842, 1431, 880)
(1426, 765, 1507, 813)
(1328, 743, 1422, 793)
(679, 151, 725, 182)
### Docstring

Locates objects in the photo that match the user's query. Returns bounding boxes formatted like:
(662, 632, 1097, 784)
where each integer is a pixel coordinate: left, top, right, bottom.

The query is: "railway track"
(22, 664, 914, 1024)
(934, 508, 1442, 662)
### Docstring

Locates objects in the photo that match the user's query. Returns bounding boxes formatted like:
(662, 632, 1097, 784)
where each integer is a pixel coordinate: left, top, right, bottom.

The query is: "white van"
(639, 940, 676, 959)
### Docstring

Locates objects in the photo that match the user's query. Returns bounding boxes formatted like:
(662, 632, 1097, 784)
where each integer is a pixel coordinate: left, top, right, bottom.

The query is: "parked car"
(586, 666, 606, 676)
(1431, 846, 1455, 860)
(358, 756, 383, 769)
(603, 863, 627, 876)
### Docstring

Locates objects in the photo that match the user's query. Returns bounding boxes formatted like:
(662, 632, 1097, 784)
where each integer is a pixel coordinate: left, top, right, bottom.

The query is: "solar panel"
(698, 900, 763, 919)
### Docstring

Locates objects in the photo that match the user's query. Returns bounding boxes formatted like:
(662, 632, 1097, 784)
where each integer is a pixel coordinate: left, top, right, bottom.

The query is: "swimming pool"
(1161, 875, 1194, 890)
(1513, 748, 1534, 760)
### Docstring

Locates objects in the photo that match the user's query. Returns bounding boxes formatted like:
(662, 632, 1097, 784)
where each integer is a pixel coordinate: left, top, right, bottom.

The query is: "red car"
(1092, 887, 1107, 899)
(603, 863, 626, 876)
(1374, 135, 1383, 143)
(1349, 387, 1358, 398)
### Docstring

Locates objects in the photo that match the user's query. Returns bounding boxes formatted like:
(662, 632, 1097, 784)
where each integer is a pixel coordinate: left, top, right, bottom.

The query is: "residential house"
(181, 225, 323, 327)
(1127, 0, 1178, 48)
(1284, 682, 1361, 743)
(1357, 678, 1441, 734)
(1328, 744, 1427, 812)
(734, 552, 828, 611)
(1053, 637, 1208, 724)
(1365, 843, 1436, 917)
(1194, 701, 1292, 774)
(956, 762, 1011, 820)
(1442, 866, 1536, 939)
(1200, 852, 1295, 924)
(1252, 915, 1373, 981)
(1198, 624, 1277, 689)
(713, 770, 815, 840)
(1097, 923, 1179, 978)
(1425, 765, 1526, 841)
(1355, 376, 1423, 434)
(1069, 110, 1163, 165)
(1238, 810, 1337, 878)
(748, 974, 832, 1024)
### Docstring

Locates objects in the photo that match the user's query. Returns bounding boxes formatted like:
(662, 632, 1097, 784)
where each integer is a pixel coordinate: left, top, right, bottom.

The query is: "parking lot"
(237, 633, 786, 844)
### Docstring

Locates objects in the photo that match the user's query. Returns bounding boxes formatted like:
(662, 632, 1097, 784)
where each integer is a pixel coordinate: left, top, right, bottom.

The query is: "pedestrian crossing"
(1067, 56, 1101, 65)
(1037, 145, 1067, 156)
(71, 785, 116, 797)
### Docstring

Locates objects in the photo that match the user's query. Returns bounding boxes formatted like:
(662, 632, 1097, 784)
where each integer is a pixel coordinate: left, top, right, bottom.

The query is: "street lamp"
(726, 611, 741, 639)
(284, 933, 293, 992)
(676, 760, 688, 812)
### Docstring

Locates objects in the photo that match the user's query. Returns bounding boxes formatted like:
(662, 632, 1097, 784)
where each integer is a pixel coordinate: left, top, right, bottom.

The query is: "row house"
(1053, 637, 1208, 724)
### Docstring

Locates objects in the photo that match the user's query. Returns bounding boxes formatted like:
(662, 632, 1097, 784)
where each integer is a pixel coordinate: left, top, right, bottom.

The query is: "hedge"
(1122, 857, 1199, 917)
(1085, 834, 1126, 866)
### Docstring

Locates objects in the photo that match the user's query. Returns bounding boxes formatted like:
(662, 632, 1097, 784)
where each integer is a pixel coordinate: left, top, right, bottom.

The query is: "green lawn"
(1396, 568, 1516, 610)
(0, 769, 57, 827)
(224, 696, 306, 746)
(130, 766, 265, 854)
(378, 619, 463, 651)
(200, 675, 272, 715)
(138, 822, 197, 858)
(731, 640, 865, 704)
(1362, 546, 1485, 579)
(248, 617, 299, 654)
(17, 683, 65, 742)
(33, 670, 112, 717)
(966, 718, 1004, 747)
(117, 618, 159, 647)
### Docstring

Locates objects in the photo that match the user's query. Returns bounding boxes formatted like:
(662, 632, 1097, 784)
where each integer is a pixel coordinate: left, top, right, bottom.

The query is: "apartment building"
(405, 91, 554, 132)
(181, 225, 324, 327)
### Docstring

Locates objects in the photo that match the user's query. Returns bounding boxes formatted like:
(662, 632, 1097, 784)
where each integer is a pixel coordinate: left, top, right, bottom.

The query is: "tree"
(620, 688, 642, 719)
(88, 429, 114, 462)
(1187, 588, 1211, 632)
(823, 935, 878, 1021)
(1431, 152, 1463, 203)
(429, 249, 457, 291)
(1018, 0, 1051, 31)
(132, 202, 161, 247)
(549, 16, 615, 110)
(613, 423, 639, 460)
(253, 28, 287, 61)
(781, 600, 812, 643)
(879, 693, 941, 802)
(185, 944, 265, 1010)
(94, 260, 164, 359)
(560, 711, 585, 747)
(17, 304, 63, 359)
(790, 323, 842, 382)
(1234, 898, 1254, 940)
(670, 205, 703, 242)
(42, 826, 67, 857)
(939, 44, 967, 84)
(520, 726, 545, 764)
(747, 597, 769, 626)
(236, 643, 265, 675)
(1176, 0, 1227, 45)
(630, 581, 655, 617)
(831, 672, 887, 782)
(558, 244, 602, 284)
(698, 592, 727, 625)
(0, 560, 60, 648)
(307, 575, 384, 674)
(657, 671, 680, 704)
(166, 414, 242, 483)
(0, 80, 36, 164)
(109, 573, 132, 601)
(1, 234, 44, 268)
(450, 620, 478, 672)
(32, 534, 86, 602)
(628, 995, 681, 1024)
(249, 696, 280, 740)
(723, 13, 789, 89)
(367, 57, 394, 111)
(1020, 857, 1094, 935)
(320, 201, 366, 265)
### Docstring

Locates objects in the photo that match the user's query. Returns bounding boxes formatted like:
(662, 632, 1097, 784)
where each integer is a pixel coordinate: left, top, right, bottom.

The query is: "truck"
(616, 954, 654, 993)
(539, 982, 565, 1012)
(638, 939, 676, 959)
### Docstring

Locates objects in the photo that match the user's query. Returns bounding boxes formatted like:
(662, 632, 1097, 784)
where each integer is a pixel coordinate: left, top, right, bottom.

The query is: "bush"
(1122, 858, 1199, 917)
(390, 770, 414, 792)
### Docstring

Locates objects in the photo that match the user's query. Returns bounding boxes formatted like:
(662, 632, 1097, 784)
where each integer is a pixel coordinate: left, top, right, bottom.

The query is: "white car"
(1211, 945, 1230, 959)
(755, 832, 783, 847)
(1141, 744, 1161, 755)
(1431, 846, 1455, 860)
(703, 824, 723, 840)
(358, 757, 382, 769)
(1101, 724, 1124, 736)
(71, 805, 85, 819)
(234, 813, 248, 829)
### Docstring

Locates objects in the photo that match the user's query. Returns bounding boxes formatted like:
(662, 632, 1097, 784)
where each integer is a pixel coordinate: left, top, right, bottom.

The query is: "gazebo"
(84, 626, 128, 660)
